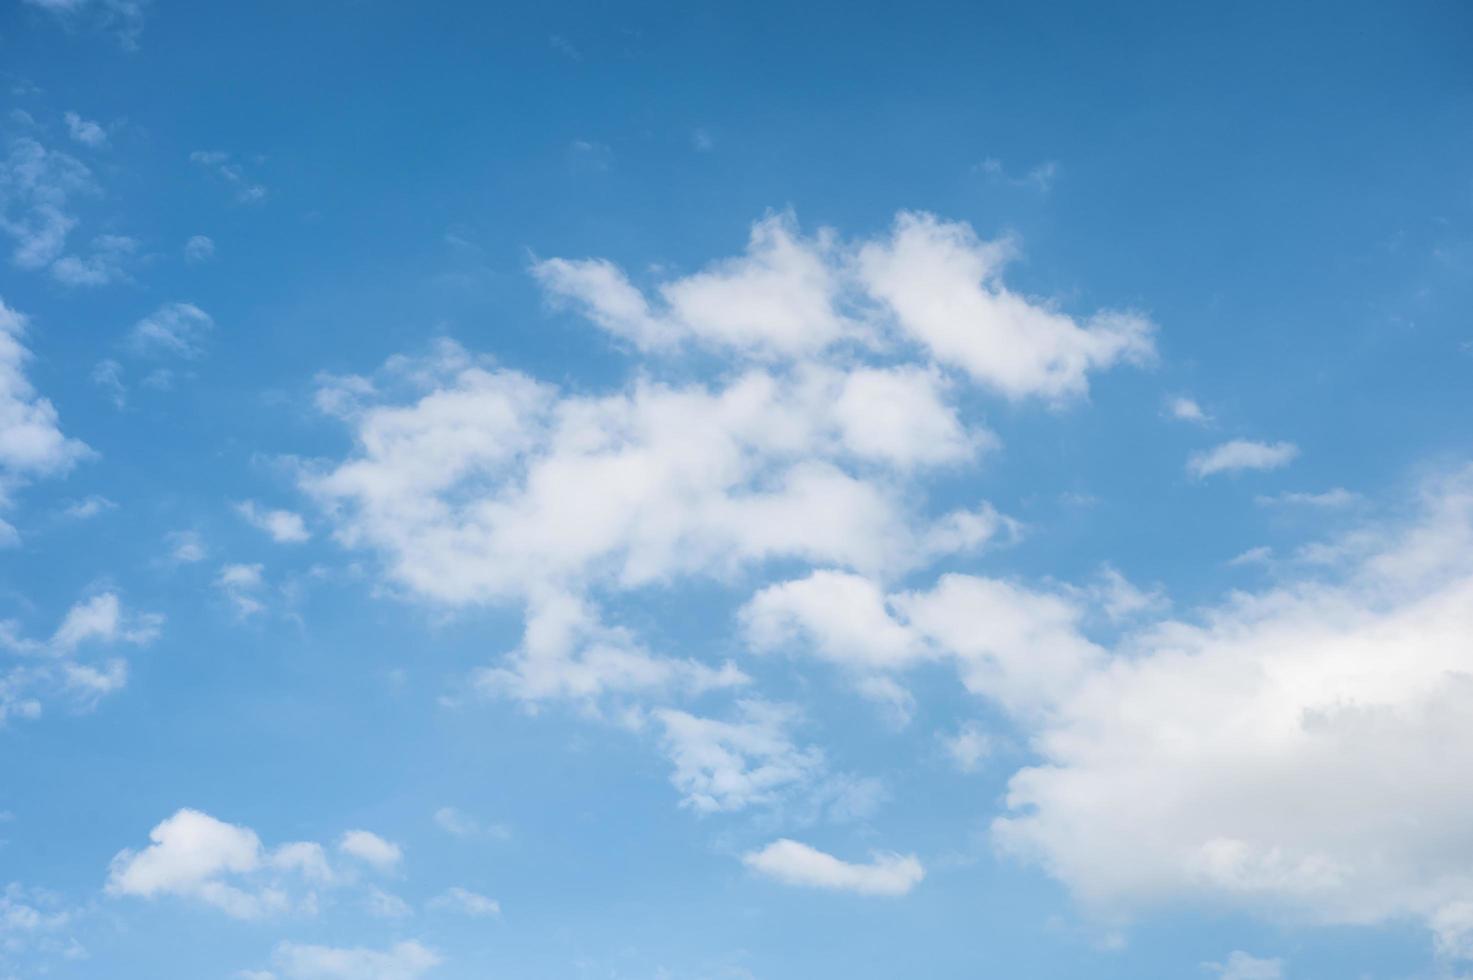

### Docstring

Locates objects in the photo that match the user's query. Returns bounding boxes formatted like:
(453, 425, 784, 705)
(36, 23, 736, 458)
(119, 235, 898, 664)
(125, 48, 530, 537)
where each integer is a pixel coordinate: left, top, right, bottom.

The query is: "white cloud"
(655, 700, 823, 813)
(271, 941, 440, 980)
(167, 529, 206, 563)
(107, 809, 285, 919)
(1205, 951, 1284, 980)
(129, 302, 214, 359)
(338, 830, 402, 870)
(21, 0, 150, 48)
(428, 886, 499, 917)
(0, 138, 93, 272)
(1167, 396, 1210, 423)
(987, 466, 1473, 953)
(941, 722, 994, 772)
(743, 570, 1103, 716)
(742, 839, 924, 896)
(184, 234, 215, 263)
(1255, 488, 1359, 508)
(1, 590, 160, 721)
(217, 563, 266, 617)
(857, 212, 1155, 401)
(237, 501, 310, 543)
(106, 809, 398, 920)
(307, 337, 1004, 705)
(1187, 439, 1298, 478)
(62, 494, 115, 519)
(63, 112, 107, 148)
(0, 299, 92, 519)
(535, 210, 1154, 403)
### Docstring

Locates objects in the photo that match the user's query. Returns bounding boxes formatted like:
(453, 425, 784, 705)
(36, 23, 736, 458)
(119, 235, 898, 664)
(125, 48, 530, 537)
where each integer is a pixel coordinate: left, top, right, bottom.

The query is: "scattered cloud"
(216, 563, 266, 617)
(338, 830, 402, 871)
(270, 940, 440, 980)
(742, 839, 924, 896)
(1187, 439, 1299, 479)
(1255, 488, 1360, 508)
(428, 886, 499, 917)
(1204, 951, 1285, 980)
(975, 157, 1059, 194)
(184, 234, 215, 262)
(655, 700, 823, 813)
(236, 501, 310, 543)
(21, 0, 151, 49)
(129, 302, 214, 359)
(189, 150, 267, 204)
(1166, 396, 1211, 423)
(107, 809, 399, 920)
(62, 111, 106, 148)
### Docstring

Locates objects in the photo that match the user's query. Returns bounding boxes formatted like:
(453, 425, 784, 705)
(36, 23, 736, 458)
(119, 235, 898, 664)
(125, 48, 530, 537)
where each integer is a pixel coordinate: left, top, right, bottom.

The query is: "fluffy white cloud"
(986, 467, 1473, 951)
(942, 722, 994, 772)
(1187, 439, 1298, 478)
(237, 501, 310, 543)
(744, 570, 1104, 716)
(271, 941, 440, 980)
(857, 212, 1155, 401)
(308, 336, 1004, 706)
(1166, 396, 1210, 423)
(535, 212, 849, 357)
(655, 700, 823, 813)
(742, 839, 924, 896)
(107, 809, 399, 919)
(536, 210, 1154, 404)
(338, 830, 402, 870)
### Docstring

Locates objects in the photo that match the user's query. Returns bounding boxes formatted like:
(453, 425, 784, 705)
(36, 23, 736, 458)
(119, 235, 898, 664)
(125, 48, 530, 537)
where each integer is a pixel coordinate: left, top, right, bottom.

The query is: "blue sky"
(1, 1, 1472, 978)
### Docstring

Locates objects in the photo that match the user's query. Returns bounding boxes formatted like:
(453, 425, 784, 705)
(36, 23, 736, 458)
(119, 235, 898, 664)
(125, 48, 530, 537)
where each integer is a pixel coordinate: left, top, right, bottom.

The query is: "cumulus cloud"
(742, 839, 924, 896)
(306, 334, 1004, 705)
(1166, 396, 1210, 423)
(857, 212, 1155, 401)
(271, 941, 440, 980)
(107, 809, 398, 919)
(978, 466, 1473, 956)
(236, 501, 310, 543)
(1187, 439, 1298, 478)
(338, 830, 402, 871)
(535, 210, 1154, 402)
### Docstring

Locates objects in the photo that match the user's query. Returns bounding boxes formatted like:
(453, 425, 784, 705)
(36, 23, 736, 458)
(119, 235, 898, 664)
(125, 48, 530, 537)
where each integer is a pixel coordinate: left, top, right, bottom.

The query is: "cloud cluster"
(106, 809, 402, 920)
(1, 591, 161, 723)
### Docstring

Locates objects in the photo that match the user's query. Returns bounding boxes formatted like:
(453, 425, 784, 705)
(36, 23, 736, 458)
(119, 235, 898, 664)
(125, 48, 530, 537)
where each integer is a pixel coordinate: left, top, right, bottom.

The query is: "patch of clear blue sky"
(1, 1, 1471, 977)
